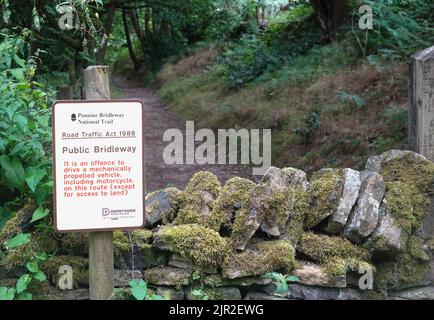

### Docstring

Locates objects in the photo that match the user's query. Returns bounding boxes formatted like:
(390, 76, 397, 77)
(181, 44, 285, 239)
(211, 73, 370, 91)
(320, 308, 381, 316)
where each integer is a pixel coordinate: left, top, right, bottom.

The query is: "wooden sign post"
(52, 66, 145, 300)
(409, 46, 434, 161)
(85, 66, 114, 300)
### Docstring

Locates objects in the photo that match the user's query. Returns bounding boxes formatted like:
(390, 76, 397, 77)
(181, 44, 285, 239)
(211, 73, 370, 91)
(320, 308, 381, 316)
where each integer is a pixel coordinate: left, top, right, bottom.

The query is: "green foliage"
(351, 0, 434, 58)
(336, 90, 366, 109)
(262, 272, 300, 297)
(0, 238, 48, 300)
(294, 112, 322, 146)
(221, 34, 273, 89)
(129, 279, 165, 301)
(0, 32, 53, 227)
(3, 233, 31, 249)
(191, 289, 209, 300)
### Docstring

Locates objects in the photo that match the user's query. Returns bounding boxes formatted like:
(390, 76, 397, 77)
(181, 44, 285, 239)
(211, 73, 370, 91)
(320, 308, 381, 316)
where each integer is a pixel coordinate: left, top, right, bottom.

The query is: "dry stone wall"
(0, 150, 433, 300)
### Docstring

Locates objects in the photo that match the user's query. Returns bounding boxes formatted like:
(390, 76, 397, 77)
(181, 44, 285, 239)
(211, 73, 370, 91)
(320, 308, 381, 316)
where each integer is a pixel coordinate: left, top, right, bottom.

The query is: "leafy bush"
(351, 0, 434, 58)
(221, 34, 274, 89)
(0, 31, 54, 227)
(294, 111, 322, 146)
(262, 4, 322, 57)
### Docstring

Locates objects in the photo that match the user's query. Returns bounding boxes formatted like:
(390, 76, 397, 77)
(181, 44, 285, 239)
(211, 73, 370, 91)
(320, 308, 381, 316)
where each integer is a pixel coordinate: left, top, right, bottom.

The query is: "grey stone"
(261, 167, 310, 191)
(153, 286, 185, 300)
(186, 287, 242, 300)
(115, 246, 170, 270)
(57, 289, 90, 300)
(324, 168, 361, 234)
(145, 188, 182, 228)
(144, 266, 191, 287)
(292, 261, 347, 288)
(343, 171, 385, 243)
(260, 167, 310, 237)
(306, 168, 345, 229)
(230, 185, 269, 250)
(365, 150, 427, 173)
(244, 292, 284, 300)
(264, 283, 362, 300)
(168, 254, 193, 269)
(389, 285, 434, 300)
(416, 199, 434, 241)
(366, 199, 406, 253)
(203, 274, 272, 287)
(114, 269, 143, 287)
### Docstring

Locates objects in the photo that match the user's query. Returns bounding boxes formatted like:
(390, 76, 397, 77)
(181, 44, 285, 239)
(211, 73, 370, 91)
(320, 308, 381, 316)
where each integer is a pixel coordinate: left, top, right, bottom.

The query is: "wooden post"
(84, 66, 114, 300)
(409, 46, 434, 161)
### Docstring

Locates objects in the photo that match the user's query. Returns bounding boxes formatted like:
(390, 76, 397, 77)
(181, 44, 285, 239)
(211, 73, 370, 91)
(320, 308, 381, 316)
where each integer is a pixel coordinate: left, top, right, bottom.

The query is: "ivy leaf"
(30, 207, 49, 223)
(34, 252, 48, 262)
(33, 271, 46, 282)
(25, 167, 46, 192)
(4, 233, 31, 249)
(16, 274, 31, 294)
(0, 287, 15, 300)
(129, 279, 147, 300)
(26, 261, 39, 273)
(0, 155, 25, 192)
(192, 289, 203, 297)
(285, 275, 300, 283)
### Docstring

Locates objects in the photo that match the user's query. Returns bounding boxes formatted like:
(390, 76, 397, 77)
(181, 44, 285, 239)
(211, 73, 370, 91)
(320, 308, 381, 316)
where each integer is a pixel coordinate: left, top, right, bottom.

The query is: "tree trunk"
(310, 0, 350, 34)
(96, 4, 117, 64)
(122, 8, 140, 70)
(129, 9, 148, 58)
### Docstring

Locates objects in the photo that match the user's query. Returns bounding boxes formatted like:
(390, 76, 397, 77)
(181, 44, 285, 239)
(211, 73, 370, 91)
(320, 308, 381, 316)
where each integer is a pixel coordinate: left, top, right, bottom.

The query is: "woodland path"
(112, 76, 253, 192)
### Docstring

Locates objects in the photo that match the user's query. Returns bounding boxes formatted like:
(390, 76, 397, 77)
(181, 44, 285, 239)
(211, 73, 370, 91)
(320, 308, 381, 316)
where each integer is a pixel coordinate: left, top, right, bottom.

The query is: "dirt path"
(112, 76, 253, 192)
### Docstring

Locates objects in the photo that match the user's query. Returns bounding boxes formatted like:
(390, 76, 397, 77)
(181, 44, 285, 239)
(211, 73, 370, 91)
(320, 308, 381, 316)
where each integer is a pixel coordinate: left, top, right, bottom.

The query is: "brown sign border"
(52, 100, 146, 233)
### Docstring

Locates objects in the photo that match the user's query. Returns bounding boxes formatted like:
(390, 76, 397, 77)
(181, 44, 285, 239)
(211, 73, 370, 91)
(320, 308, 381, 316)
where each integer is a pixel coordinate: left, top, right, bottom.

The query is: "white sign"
(52, 100, 145, 232)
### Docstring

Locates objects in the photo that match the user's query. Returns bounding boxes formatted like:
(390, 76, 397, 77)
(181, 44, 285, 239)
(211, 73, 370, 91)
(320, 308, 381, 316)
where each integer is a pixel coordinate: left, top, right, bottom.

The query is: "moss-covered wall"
(0, 150, 433, 300)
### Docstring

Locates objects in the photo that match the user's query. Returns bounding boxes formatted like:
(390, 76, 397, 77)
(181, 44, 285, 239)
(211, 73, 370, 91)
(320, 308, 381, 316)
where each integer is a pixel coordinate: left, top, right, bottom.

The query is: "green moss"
(189, 286, 240, 300)
(275, 187, 309, 245)
(0, 278, 17, 288)
(223, 240, 297, 278)
(298, 232, 371, 276)
(385, 181, 429, 236)
(147, 187, 184, 224)
(428, 237, 434, 252)
(113, 230, 154, 258)
(407, 235, 430, 262)
(144, 266, 191, 290)
(381, 155, 434, 235)
(305, 169, 344, 229)
(113, 231, 130, 256)
(229, 185, 267, 250)
(173, 172, 221, 225)
(362, 290, 388, 300)
(0, 232, 60, 272)
(56, 233, 88, 256)
(396, 252, 429, 288)
(207, 177, 256, 232)
(41, 255, 89, 288)
(155, 224, 228, 269)
(0, 202, 36, 243)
